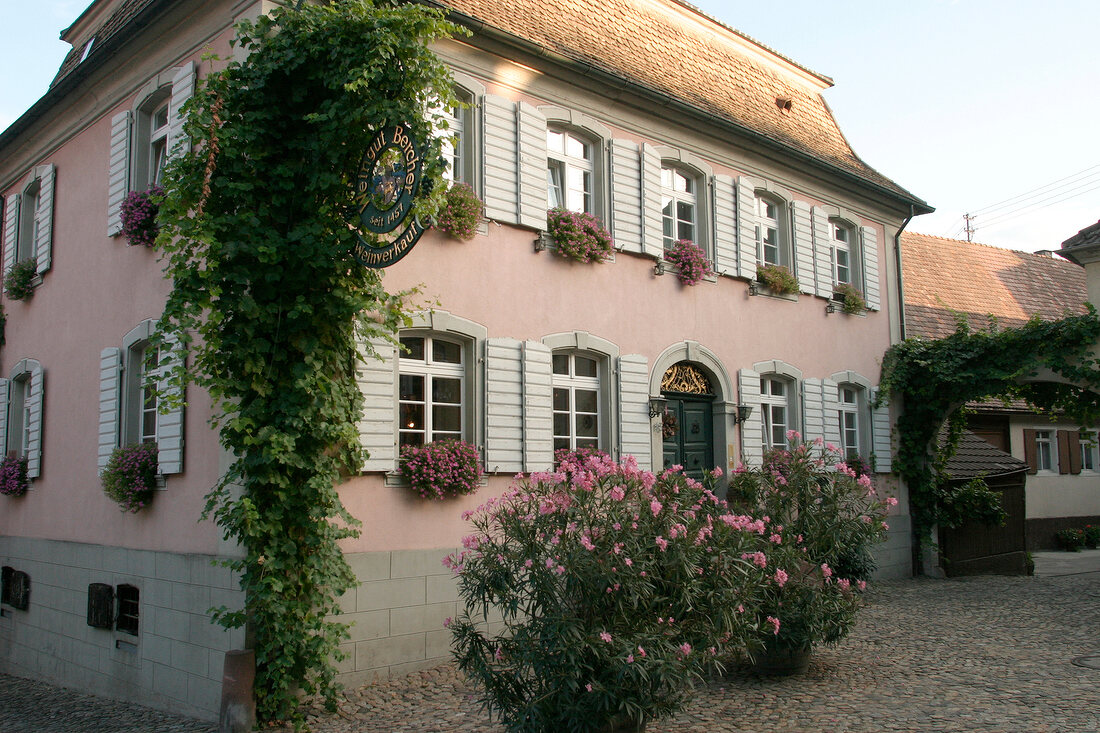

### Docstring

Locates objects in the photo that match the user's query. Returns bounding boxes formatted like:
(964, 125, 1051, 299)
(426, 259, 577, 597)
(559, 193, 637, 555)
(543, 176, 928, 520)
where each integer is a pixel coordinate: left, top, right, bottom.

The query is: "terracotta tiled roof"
(901, 231, 1088, 340)
(52, 0, 161, 88)
(41, 0, 925, 207)
(939, 429, 1028, 480)
(442, 0, 925, 204)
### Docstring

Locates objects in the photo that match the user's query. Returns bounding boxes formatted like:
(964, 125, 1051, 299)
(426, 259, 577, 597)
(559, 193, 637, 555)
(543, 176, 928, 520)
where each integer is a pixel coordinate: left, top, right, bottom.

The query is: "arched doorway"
(660, 362, 715, 482)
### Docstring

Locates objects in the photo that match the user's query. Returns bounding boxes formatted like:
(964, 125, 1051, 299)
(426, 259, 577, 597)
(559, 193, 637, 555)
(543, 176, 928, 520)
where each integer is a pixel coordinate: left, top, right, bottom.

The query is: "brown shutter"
(1067, 430, 1083, 475)
(1022, 428, 1037, 474)
(1057, 430, 1073, 475)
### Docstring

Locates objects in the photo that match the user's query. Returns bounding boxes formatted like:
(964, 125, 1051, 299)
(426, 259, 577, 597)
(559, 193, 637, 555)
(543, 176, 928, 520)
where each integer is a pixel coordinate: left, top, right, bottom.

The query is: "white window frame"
(7, 373, 31, 457)
(551, 351, 603, 453)
(122, 339, 162, 447)
(756, 192, 790, 268)
(398, 334, 467, 447)
(1035, 429, 1055, 472)
(760, 375, 792, 451)
(547, 126, 596, 215)
(434, 85, 477, 187)
(133, 88, 172, 192)
(662, 164, 699, 250)
(1081, 431, 1098, 472)
(838, 384, 862, 461)
(830, 217, 860, 289)
(15, 179, 40, 264)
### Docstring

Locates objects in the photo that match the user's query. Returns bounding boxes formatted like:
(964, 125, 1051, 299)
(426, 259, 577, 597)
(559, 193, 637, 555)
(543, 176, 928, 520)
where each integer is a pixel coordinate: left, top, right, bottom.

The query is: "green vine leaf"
(151, 1, 464, 726)
(879, 306, 1100, 562)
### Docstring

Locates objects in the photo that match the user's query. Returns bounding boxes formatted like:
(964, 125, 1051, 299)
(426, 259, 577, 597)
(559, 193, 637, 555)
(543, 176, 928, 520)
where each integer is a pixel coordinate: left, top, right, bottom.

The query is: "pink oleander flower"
(599, 631, 612, 643)
(679, 642, 692, 656)
(766, 616, 781, 635)
(655, 536, 669, 551)
(821, 563, 833, 578)
(774, 569, 789, 587)
(626, 654, 634, 663)
(650, 499, 663, 516)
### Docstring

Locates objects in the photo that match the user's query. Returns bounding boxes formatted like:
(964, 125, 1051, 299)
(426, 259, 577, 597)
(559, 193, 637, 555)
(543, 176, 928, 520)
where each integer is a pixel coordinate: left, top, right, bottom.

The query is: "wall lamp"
(733, 404, 754, 425)
(648, 396, 667, 419)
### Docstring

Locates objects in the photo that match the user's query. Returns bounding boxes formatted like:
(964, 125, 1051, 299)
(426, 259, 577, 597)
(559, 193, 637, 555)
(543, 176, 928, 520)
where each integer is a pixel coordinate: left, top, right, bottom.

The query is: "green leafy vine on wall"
(878, 308, 1100, 562)
(153, 1, 463, 726)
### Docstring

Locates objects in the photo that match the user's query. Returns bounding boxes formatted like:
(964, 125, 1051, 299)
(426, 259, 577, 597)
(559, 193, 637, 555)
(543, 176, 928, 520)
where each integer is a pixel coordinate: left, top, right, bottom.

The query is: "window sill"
(748, 280, 797, 301)
(653, 258, 717, 284)
(534, 231, 616, 263)
(383, 471, 489, 489)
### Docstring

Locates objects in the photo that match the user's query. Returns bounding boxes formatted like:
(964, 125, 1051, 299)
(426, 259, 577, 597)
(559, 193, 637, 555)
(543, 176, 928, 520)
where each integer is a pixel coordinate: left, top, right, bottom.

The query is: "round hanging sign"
(352, 122, 428, 268)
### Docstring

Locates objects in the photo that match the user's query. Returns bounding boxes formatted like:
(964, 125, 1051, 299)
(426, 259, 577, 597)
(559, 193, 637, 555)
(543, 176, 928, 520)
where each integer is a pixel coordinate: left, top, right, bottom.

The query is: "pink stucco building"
(0, 0, 930, 720)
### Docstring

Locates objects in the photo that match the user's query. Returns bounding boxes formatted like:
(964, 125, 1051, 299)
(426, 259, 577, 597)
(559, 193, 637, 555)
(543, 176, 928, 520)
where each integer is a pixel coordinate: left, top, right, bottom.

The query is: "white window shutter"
(862, 225, 881, 311)
(735, 177, 758, 280)
(713, 174, 737, 276)
(871, 387, 892, 473)
(0, 378, 9, 460)
(791, 200, 815, 295)
(357, 335, 396, 472)
(801, 378, 824, 442)
(98, 348, 123, 471)
(485, 338, 523, 473)
(640, 143, 663, 257)
(522, 340, 553, 472)
(738, 368, 763, 466)
(823, 378, 842, 448)
(25, 361, 44, 479)
(168, 62, 195, 158)
(811, 205, 834, 298)
(516, 102, 547, 230)
(617, 354, 651, 471)
(156, 334, 185, 474)
(610, 139, 643, 255)
(33, 164, 55, 276)
(3, 194, 19, 278)
(107, 110, 132, 236)
(481, 95, 519, 224)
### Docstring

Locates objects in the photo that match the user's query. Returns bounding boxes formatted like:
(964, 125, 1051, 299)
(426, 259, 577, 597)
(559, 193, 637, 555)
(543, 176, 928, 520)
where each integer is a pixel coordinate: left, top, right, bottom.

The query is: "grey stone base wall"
(333, 547, 475, 689)
(872, 513, 913, 579)
(0, 536, 244, 722)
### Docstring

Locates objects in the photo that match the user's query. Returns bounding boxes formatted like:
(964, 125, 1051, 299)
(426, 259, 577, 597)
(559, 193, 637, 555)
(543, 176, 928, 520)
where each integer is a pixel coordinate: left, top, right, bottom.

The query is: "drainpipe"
(893, 205, 916, 342)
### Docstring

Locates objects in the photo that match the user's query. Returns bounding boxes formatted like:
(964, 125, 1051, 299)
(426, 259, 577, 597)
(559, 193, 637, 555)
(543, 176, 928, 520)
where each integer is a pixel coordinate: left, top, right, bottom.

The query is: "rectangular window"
(399, 336, 464, 447)
(547, 129, 592, 213)
(1035, 430, 1054, 471)
(760, 377, 789, 450)
(1081, 431, 1097, 471)
(662, 167, 696, 248)
(116, 584, 140, 636)
(552, 353, 601, 452)
(757, 196, 782, 266)
(838, 385, 861, 460)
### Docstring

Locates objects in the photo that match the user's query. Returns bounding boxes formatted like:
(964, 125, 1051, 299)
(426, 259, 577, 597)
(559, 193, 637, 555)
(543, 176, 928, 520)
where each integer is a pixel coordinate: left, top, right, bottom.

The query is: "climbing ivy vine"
(879, 308, 1100, 561)
(153, 1, 462, 726)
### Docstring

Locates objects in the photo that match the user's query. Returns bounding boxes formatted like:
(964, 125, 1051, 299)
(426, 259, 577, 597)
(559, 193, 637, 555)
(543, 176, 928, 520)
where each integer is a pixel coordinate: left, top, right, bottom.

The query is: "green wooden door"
(662, 395, 714, 482)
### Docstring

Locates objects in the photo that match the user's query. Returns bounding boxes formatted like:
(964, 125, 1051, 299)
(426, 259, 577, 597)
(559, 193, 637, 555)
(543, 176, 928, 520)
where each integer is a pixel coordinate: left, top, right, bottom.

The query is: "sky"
(2, 1, 1099, 253)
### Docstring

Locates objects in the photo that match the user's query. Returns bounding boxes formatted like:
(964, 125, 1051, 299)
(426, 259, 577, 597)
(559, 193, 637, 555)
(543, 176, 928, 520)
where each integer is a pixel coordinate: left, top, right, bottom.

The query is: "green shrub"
(101, 443, 159, 513)
(4, 258, 36, 301)
(435, 182, 483, 241)
(1055, 527, 1086, 552)
(448, 453, 766, 731)
(755, 263, 798, 295)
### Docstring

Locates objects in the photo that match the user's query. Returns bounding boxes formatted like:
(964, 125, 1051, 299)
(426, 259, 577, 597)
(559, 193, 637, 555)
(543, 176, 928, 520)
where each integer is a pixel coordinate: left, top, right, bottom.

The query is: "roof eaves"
(0, 0, 176, 158)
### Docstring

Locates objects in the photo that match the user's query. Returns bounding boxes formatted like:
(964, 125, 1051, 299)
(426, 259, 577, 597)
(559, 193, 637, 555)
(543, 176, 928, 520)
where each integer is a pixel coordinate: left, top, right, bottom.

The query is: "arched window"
(398, 334, 466, 447)
(756, 192, 790, 268)
(662, 165, 698, 249)
(830, 218, 860, 288)
(551, 351, 602, 452)
(547, 127, 595, 214)
(760, 374, 793, 450)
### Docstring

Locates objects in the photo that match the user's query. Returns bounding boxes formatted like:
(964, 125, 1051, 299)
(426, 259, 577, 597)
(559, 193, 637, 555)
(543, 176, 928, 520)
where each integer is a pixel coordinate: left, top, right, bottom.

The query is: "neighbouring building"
(0, 0, 929, 719)
(901, 231, 1100, 552)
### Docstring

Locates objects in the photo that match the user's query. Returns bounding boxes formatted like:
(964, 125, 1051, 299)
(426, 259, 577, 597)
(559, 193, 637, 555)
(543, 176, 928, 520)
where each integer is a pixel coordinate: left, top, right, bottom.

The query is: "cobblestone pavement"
(3, 572, 1098, 732)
